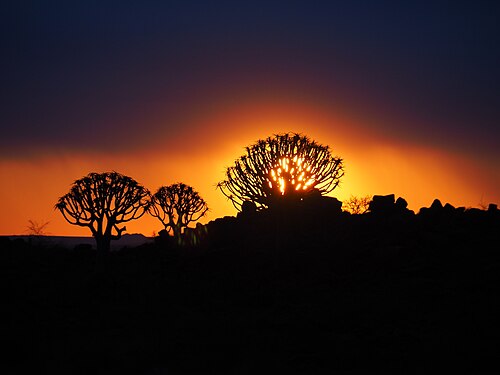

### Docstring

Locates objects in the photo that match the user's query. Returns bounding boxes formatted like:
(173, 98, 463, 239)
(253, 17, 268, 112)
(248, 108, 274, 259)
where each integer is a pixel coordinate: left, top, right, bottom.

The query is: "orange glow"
(1, 97, 498, 236)
(268, 156, 317, 195)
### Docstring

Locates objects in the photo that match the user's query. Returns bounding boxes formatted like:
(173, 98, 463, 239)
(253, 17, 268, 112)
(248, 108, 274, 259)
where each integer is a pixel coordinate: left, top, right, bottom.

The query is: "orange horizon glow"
(269, 156, 317, 195)
(1, 99, 498, 236)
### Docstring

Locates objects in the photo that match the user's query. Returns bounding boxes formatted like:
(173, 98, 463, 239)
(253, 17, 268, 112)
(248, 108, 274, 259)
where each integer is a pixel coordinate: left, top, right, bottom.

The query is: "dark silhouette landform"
(3, 194, 500, 373)
(6, 233, 153, 250)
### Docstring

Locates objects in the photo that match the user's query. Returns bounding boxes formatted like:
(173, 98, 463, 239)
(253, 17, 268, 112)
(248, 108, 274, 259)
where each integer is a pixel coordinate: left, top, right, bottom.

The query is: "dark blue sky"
(2, 1, 499, 161)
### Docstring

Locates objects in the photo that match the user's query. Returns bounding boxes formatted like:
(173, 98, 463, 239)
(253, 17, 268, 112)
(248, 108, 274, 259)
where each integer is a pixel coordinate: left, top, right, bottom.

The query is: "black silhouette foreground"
(55, 172, 150, 255)
(4, 195, 500, 373)
(217, 133, 344, 210)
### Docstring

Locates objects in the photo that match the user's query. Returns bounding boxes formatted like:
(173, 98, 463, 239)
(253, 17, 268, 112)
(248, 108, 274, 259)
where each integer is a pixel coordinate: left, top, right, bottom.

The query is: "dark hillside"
(3, 200, 500, 374)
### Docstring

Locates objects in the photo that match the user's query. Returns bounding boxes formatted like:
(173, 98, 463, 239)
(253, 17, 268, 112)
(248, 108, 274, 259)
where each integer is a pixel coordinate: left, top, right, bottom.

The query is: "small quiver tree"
(149, 183, 209, 241)
(26, 219, 50, 246)
(217, 132, 344, 210)
(343, 195, 372, 214)
(55, 172, 150, 255)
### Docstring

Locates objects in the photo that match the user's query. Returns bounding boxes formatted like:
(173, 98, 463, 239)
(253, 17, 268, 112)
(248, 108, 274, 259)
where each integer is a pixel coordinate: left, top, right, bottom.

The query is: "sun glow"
(1, 95, 498, 236)
(268, 156, 316, 195)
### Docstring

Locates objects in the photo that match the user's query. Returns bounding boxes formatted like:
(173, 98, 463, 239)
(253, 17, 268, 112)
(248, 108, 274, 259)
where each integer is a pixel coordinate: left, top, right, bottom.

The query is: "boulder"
(395, 197, 408, 210)
(418, 199, 445, 217)
(238, 200, 257, 219)
(430, 199, 443, 210)
(369, 194, 395, 214)
(443, 203, 456, 214)
(322, 196, 343, 214)
(154, 229, 173, 248)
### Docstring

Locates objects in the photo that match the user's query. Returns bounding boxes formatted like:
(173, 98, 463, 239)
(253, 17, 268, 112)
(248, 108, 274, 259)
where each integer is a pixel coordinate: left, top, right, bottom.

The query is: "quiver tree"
(149, 183, 209, 239)
(55, 172, 150, 254)
(217, 133, 344, 210)
(343, 195, 372, 214)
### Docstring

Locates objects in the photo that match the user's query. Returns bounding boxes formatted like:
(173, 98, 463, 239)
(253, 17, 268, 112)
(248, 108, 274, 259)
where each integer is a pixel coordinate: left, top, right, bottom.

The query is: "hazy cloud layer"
(1, 1, 499, 159)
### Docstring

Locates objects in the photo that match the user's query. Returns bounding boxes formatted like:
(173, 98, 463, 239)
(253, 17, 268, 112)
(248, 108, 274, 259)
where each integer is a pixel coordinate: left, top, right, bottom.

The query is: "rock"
(369, 194, 395, 214)
(465, 208, 483, 218)
(430, 199, 443, 210)
(322, 196, 343, 213)
(443, 203, 456, 214)
(418, 199, 445, 218)
(418, 207, 428, 215)
(395, 197, 408, 210)
(238, 201, 257, 219)
(155, 229, 173, 248)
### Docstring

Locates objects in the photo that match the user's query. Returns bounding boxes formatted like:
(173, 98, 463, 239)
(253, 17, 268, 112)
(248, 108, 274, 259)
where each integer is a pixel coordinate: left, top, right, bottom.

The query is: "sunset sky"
(1, 1, 499, 236)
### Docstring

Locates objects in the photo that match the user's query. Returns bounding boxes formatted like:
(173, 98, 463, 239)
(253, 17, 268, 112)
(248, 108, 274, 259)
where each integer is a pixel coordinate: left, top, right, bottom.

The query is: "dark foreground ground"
(3, 205, 500, 374)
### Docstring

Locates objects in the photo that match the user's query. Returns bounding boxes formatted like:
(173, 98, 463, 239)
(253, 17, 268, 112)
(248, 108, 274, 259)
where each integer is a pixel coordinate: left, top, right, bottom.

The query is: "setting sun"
(269, 156, 316, 195)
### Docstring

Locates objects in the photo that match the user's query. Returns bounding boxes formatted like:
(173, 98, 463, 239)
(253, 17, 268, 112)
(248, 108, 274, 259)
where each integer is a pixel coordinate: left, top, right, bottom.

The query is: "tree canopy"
(149, 183, 209, 238)
(217, 133, 344, 210)
(55, 171, 150, 253)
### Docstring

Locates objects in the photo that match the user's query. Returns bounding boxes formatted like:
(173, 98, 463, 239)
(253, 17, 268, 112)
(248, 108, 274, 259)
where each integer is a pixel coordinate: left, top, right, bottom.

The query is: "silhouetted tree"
(26, 219, 50, 246)
(26, 219, 50, 236)
(55, 172, 150, 254)
(217, 133, 344, 210)
(149, 183, 209, 239)
(343, 195, 372, 214)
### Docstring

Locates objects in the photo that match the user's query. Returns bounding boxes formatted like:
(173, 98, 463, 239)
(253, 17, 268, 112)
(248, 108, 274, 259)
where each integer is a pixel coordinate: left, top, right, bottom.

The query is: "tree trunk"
(172, 223, 183, 245)
(95, 235, 111, 274)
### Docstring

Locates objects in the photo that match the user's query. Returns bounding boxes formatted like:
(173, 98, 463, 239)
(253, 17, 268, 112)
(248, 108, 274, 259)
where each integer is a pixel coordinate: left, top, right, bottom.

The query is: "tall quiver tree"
(217, 132, 344, 210)
(55, 172, 150, 255)
(149, 183, 209, 240)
